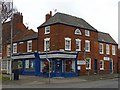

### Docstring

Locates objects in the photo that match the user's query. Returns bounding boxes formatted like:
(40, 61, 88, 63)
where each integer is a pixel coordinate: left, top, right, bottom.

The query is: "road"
(2, 78, 119, 88)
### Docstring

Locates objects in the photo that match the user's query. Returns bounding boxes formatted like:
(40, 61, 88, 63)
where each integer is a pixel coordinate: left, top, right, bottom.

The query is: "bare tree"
(1, 0, 17, 24)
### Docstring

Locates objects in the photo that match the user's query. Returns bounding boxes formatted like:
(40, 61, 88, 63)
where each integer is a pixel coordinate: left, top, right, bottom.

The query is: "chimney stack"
(45, 11, 52, 21)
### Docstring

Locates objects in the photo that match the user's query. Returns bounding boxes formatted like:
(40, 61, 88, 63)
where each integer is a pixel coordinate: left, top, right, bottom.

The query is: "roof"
(38, 12, 97, 31)
(98, 31, 117, 44)
(2, 13, 37, 44)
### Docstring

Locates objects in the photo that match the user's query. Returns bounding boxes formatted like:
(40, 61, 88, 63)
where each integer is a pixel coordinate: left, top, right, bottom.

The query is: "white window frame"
(65, 37, 71, 51)
(45, 26, 50, 34)
(100, 60, 104, 70)
(106, 44, 110, 55)
(7, 45, 11, 56)
(13, 43, 17, 53)
(27, 40, 32, 52)
(112, 45, 116, 55)
(76, 39, 81, 51)
(100, 43, 104, 54)
(86, 58, 91, 70)
(85, 40, 90, 52)
(44, 38, 50, 51)
(85, 30, 90, 36)
(75, 29, 82, 35)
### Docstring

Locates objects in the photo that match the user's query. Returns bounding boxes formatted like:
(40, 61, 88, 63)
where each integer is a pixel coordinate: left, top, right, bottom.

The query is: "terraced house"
(2, 12, 38, 74)
(2, 11, 118, 77)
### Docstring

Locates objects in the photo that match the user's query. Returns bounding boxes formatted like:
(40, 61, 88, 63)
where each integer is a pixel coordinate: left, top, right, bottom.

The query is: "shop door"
(55, 59, 62, 73)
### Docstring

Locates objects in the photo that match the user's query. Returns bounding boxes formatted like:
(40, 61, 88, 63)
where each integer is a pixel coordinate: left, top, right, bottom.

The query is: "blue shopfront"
(12, 51, 78, 77)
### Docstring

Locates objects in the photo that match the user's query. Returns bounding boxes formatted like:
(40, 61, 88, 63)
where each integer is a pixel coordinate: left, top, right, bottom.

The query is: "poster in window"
(25, 60, 29, 68)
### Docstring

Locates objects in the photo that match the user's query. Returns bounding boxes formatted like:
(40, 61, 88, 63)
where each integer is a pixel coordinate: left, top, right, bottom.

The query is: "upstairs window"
(106, 44, 110, 55)
(85, 40, 90, 52)
(75, 29, 82, 35)
(13, 43, 17, 53)
(85, 30, 90, 36)
(45, 26, 50, 34)
(27, 40, 32, 52)
(65, 38, 71, 51)
(112, 45, 116, 55)
(76, 39, 81, 51)
(7, 45, 11, 56)
(100, 43, 104, 54)
(44, 38, 50, 51)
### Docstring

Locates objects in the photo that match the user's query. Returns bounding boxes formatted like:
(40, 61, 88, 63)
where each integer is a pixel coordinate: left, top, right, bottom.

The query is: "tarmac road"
(2, 77, 119, 88)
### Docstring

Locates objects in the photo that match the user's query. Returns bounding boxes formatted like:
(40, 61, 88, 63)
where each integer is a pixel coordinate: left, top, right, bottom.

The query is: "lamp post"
(45, 46, 50, 84)
(10, 0, 13, 80)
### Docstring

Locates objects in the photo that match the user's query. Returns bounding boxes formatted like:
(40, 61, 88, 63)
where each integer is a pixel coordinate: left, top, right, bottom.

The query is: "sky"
(13, 0, 119, 43)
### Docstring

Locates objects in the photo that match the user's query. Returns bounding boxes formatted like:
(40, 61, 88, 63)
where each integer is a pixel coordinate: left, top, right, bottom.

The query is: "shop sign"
(77, 60, 86, 65)
(104, 57, 110, 61)
(77, 66, 81, 70)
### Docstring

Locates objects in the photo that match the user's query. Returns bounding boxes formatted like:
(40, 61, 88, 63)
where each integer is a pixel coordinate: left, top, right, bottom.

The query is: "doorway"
(94, 59, 97, 74)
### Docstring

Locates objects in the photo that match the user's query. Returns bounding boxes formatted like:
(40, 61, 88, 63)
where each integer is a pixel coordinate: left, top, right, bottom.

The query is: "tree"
(1, 0, 17, 24)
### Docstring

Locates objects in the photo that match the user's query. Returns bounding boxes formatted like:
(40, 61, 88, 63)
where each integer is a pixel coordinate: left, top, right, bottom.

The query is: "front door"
(94, 59, 97, 74)
(110, 60, 113, 74)
(55, 59, 62, 77)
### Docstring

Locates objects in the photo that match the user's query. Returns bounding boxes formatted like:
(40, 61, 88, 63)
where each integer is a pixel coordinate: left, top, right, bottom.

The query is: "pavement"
(2, 73, 119, 86)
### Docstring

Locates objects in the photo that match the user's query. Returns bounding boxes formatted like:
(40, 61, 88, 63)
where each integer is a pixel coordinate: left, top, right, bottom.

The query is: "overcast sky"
(13, 0, 119, 43)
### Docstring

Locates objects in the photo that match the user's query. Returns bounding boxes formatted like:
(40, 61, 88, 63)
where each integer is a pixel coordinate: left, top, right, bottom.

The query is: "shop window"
(25, 60, 35, 71)
(63, 60, 75, 72)
(18, 61, 22, 69)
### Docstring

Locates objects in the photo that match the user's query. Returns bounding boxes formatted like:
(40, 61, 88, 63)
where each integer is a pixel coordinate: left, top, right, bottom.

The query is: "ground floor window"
(24, 59, 35, 71)
(62, 60, 75, 72)
(41, 59, 76, 73)
(2, 60, 7, 70)
(18, 60, 22, 69)
(100, 60, 104, 70)
(86, 58, 91, 70)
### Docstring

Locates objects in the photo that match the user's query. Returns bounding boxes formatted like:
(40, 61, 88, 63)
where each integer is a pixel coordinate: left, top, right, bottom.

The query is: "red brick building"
(118, 49, 120, 73)
(37, 12, 118, 76)
(2, 12, 37, 74)
(2, 11, 118, 77)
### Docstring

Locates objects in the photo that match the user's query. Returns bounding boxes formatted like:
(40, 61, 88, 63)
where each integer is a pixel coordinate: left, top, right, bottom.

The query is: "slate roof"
(2, 14, 37, 44)
(38, 12, 97, 31)
(98, 31, 117, 44)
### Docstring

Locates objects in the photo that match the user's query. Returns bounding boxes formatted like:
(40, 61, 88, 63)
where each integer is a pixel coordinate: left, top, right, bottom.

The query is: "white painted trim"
(12, 54, 35, 59)
(39, 53, 76, 59)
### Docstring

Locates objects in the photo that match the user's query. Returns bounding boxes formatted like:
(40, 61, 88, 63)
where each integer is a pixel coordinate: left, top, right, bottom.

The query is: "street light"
(45, 46, 50, 84)
(10, 0, 13, 80)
